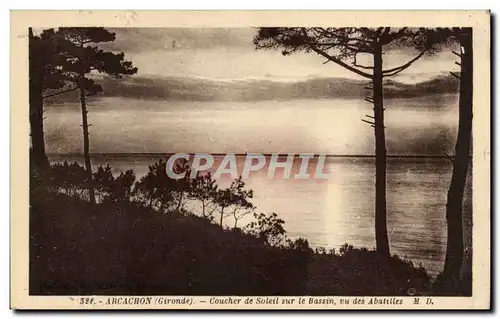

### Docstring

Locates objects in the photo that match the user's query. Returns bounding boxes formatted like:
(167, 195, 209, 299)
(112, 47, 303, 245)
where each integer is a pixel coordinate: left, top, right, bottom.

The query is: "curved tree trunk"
(79, 85, 96, 204)
(442, 28, 473, 285)
(372, 42, 390, 258)
(29, 28, 49, 170)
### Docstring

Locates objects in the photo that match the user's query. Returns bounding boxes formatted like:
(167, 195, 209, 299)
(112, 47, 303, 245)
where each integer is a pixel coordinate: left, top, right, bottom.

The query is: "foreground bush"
(307, 245, 430, 295)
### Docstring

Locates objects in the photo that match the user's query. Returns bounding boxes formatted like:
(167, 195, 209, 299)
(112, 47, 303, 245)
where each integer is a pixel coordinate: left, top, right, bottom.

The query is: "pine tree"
(254, 28, 427, 257)
(29, 28, 68, 170)
(419, 27, 473, 290)
(51, 27, 138, 203)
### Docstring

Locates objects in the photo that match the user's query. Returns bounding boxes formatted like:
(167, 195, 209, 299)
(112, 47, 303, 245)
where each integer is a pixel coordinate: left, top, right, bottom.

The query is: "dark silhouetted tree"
(254, 27, 427, 257)
(29, 27, 49, 169)
(29, 28, 72, 170)
(215, 176, 254, 228)
(133, 157, 191, 213)
(245, 212, 286, 246)
(111, 169, 136, 203)
(50, 27, 137, 203)
(134, 159, 175, 212)
(189, 172, 219, 219)
(171, 158, 192, 212)
(418, 27, 473, 290)
(92, 165, 136, 203)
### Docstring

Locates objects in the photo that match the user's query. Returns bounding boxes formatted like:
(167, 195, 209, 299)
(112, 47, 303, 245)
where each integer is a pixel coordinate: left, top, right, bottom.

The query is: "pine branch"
(310, 46, 373, 79)
(382, 49, 427, 77)
(444, 152, 455, 164)
(449, 71, 461, 79)
(361, 119, 375, 126)
(296, 28, 372, 79)
(381, 27, 408, 45)
(316, 28, 373, 45)
(383, 68, 405, 77)
(428, 145, 454, 163)
(42, 87, 78, 99)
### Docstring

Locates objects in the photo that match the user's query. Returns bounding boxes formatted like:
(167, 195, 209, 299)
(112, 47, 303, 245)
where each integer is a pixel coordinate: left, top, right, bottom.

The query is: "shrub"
(93, 164, 114, 202)
(133, 158, 191, 213)
(111, 170, 136, 203)
(47, 161, 87, 197)
(245, 212, 286, 246)
(188, 172, 218, 220)
(214, 176, 255, 228)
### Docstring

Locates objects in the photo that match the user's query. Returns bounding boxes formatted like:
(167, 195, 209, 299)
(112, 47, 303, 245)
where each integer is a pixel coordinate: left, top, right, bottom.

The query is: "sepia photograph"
(11, 10, 490, 310)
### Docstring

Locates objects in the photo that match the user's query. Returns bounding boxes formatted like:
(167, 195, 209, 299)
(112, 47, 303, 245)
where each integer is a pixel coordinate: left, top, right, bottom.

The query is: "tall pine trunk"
(442, 28, 473, 285)
(29, 28, 49, 170)
(79, 84, 96, 204)
(372, 42, 390, 258)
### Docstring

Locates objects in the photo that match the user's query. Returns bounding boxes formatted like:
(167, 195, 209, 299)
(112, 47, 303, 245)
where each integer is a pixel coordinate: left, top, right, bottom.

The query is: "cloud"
(84, 28, 460, 85)
(99, 28, 255, 53)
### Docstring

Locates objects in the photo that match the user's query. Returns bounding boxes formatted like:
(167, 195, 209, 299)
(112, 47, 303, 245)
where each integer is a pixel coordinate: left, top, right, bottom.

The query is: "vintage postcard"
(11, 10, 490, 310)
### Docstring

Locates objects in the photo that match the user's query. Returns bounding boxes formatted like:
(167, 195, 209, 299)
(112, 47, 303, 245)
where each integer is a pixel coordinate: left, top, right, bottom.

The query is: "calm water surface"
(49, 154, 472, 277)
(46, 94, 471, 277)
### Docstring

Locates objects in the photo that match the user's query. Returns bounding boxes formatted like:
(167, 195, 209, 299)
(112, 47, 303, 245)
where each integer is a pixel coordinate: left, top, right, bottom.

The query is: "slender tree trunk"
(372, 42, 390, 258)
(79, 84, 96, 204)
(176, 192, 184, 211)
(233, 211, 239, 228)
(220, 207, 225, 227)
(442, 28, 473, 285)
(29, 28, 49, 170)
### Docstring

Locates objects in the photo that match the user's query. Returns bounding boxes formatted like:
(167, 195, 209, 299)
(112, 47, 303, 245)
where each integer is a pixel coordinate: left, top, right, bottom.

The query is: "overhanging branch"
(42, 86, 79, 99)
(449, 72, 461, 79)
(298, 27, 373, 79)
(382, 49, 427, 77)
(309, 46, 372, 79)
(381, 27, 408, 45)
(361, 119, 375, 126)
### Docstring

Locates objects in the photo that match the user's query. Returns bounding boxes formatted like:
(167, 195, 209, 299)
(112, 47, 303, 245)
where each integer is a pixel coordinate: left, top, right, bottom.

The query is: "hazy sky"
(99, 28, 459, 84)
(43, 27, 461, 155)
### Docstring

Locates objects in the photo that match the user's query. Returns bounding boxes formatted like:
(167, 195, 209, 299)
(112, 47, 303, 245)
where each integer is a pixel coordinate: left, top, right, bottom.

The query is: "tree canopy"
(254, 27, 429, 79)
(45, 27, 138, 93)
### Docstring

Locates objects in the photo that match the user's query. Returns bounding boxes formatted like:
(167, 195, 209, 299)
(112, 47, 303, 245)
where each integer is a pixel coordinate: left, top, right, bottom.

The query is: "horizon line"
(46, 152, 463, 159)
